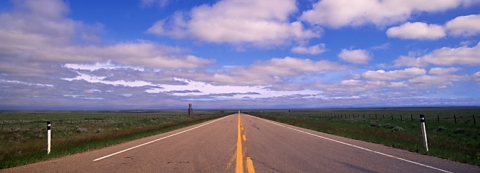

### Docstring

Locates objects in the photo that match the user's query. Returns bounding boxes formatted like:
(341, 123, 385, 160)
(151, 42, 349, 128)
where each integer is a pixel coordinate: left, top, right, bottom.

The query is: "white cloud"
(387, 22, 446, 40)
(147, 0, 319, 46)
(1, 79, 54, 88)
(408, 74, 468, 87)
(474, 72, 480, 83)
(428, 67, 461, 75)
(205, 57, 347, 85)
(0, 0, 214, 72)
(291, 44, 326, 55)
(446, 14, 480, 36)
(63, 61, 145, 72)
(362, 67, 426, 81)
(62, 72, 155, 87)
(300, 0, 475, 28)
(371, 43, 390, 50)
(140, 0, 170, 8)
(146, 78, 321, 99)
(394, 42, 480, 66)
(338, 49, 371, 64)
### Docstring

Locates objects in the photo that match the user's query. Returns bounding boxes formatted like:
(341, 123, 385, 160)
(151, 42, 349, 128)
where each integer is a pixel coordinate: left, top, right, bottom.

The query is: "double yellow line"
(236, 112, 255, 173)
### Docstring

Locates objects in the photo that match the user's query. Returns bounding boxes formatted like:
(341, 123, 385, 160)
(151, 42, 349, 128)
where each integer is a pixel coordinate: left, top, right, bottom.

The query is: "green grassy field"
(247, 107, 480, 166)
(0, 110, 233, 169)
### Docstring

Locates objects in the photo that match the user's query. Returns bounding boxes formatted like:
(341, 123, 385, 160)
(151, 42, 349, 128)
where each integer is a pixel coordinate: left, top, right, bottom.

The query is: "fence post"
(454, 115, 456, 124)
(47, 121, 51, 154)
(420, 114, 428, 152)
(473, 115, 476, 125)
(437, 115, 439, 122)
(391, 114, 393, 120)
(411, 114, 413, 122)
(400, 115, 403, 121)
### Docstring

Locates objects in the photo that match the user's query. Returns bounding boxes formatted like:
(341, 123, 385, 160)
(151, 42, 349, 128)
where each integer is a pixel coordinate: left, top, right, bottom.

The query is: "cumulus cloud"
(428, 67, 461, 75)
(338, 49, 371, 64)
(474, 72, 480, 83)
(205, 57, 347, 85)
(446, 14, 480, 36)
(0, 0, 214, 73)
(147, 0, 319, 46)
(408, 74, 468, 87)
(387, 22, 446, 40)
(362, 67, 426, 81)
(394, 42, 480, 66)
(291, 44, 326, 55)
(300, 0, 475, 28)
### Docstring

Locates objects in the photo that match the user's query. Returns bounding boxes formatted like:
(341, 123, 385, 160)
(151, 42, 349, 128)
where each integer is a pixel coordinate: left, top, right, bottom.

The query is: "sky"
(1, 0, 480, 110)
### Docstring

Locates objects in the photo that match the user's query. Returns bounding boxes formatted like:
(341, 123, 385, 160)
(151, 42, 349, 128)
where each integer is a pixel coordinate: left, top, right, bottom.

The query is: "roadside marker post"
(47, 121, 51, 154)
(419, 114, 428, 152)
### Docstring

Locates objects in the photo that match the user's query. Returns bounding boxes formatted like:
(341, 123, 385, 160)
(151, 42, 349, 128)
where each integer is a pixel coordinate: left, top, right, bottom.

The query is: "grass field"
(0, 110, 232, 169)
(247, 107, 480, 166)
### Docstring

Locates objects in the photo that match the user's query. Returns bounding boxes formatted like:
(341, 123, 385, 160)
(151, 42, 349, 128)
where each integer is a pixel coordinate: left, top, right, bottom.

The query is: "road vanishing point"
(4, 113, 480, 173)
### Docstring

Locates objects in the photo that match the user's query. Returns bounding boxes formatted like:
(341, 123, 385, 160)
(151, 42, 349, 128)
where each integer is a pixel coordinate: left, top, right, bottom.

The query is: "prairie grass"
(0, 110, 232, 169)
(248, 107, 480, 166)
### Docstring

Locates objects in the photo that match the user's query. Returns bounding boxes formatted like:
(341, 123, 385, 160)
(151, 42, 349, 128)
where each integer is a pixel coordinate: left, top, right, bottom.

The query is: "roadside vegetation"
(248, 107, 480, 166)
(0, 110, 232, 169)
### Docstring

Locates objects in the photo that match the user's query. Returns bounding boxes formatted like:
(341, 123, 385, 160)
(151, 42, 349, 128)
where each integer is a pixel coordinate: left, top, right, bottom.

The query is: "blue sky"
(1, 0, 480, 110)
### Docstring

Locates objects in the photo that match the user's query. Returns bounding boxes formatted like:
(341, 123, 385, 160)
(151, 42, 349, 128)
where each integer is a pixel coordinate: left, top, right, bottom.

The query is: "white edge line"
(249, 115, 452, 173)
(93, 115, 231, 162)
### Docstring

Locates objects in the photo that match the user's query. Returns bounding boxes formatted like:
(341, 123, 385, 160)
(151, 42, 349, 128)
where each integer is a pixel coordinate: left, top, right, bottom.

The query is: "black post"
(454, 115, 456, 124)
(400, 114, 403, 121)
(473, 115, 476, 125)
(391, 114, 393, 120)
(411, 114, 413, 121)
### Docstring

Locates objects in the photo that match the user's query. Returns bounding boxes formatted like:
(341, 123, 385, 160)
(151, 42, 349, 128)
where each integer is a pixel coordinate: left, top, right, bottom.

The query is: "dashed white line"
(93, 115, 231, 162)
(251, 115, 452, 173)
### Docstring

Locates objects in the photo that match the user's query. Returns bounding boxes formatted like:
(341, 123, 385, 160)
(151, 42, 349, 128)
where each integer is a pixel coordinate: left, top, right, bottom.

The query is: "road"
(4, 113, 480, 173)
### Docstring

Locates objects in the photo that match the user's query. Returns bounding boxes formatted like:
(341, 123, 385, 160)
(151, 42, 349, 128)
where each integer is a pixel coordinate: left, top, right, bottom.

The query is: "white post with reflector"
(419, 114, 428, 152)
(47, 121, 51, 154)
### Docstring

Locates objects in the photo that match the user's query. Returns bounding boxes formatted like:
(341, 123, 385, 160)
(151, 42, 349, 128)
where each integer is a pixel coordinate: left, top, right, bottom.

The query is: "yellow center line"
(236, 112, 243, 173)
(236, 112, 255, 173)
(246, 157, 255, 173)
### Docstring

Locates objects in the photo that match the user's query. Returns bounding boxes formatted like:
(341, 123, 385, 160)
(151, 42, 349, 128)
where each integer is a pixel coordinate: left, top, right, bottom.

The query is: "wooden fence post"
(454, 115, 457, 124)
(473, 115, 476, 125)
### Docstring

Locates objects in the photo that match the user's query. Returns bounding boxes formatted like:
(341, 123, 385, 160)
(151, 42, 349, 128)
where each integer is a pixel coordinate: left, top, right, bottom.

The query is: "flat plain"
(0, 110, 231, 169)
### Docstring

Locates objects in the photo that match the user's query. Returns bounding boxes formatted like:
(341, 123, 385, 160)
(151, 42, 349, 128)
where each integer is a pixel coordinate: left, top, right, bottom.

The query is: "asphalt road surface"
(4, 113, 480, 173)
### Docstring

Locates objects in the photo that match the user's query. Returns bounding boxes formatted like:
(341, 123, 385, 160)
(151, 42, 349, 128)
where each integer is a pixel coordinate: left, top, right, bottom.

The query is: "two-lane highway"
(4, 113, 480, 172)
